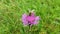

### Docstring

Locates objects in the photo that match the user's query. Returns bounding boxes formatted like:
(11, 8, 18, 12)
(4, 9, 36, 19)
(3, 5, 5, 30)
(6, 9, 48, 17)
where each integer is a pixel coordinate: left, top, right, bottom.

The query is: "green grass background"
(0, 0, 60, 34)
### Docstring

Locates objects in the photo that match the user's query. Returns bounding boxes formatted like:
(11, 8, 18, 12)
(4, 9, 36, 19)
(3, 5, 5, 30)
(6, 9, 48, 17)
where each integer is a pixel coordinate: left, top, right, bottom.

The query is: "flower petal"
(22, 14, 28, 26)
(33, 16, 40, 25)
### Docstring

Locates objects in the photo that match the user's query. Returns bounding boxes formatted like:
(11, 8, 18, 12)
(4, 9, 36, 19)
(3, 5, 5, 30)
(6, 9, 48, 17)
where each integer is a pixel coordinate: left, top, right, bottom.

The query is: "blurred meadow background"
(0, 0, 60, 34)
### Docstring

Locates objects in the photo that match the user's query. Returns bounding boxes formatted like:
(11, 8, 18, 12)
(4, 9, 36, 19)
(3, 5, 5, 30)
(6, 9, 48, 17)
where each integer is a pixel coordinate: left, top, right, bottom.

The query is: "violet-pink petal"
(22, 14, 28, 26)
(26, 16, 35, 22)
(33, 16, 40, 25)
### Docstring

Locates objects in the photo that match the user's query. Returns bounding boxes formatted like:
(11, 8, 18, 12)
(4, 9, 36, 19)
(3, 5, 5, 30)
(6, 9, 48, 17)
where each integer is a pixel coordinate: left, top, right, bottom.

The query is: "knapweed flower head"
(22, 10, 40, 26)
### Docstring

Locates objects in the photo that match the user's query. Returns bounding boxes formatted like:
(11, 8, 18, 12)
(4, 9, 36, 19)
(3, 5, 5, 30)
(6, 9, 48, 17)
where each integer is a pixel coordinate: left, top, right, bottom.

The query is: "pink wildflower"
(22, 11, 40, 26)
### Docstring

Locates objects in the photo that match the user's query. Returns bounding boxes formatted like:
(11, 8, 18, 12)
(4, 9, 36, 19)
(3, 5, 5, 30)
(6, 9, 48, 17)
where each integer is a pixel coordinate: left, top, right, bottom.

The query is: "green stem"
(28, 21, 32, 34)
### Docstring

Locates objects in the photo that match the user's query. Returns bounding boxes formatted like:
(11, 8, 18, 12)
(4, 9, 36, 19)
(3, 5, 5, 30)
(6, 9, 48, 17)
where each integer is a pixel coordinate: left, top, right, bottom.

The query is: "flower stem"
(28, 21, 32, 34)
